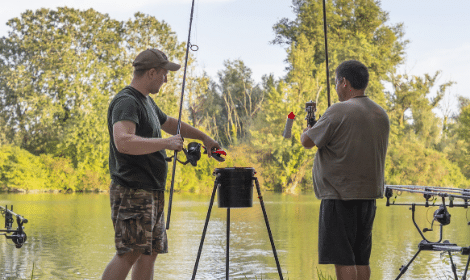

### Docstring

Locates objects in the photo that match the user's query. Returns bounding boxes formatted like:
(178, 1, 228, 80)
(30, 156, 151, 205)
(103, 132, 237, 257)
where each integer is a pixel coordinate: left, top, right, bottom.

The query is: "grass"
(317, 267, 335, 280)
(30, 262, 34, 279)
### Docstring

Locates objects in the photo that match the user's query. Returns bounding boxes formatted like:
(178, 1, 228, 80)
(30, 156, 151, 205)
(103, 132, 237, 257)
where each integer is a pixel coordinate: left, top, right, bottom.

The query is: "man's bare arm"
(301, 127, 316, 149)
(162, 116, 220, 157)
(113, 120, 183, 155)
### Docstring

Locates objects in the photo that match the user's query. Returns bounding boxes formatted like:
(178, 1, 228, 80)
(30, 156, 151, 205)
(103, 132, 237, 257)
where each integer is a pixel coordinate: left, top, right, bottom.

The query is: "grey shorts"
(109, 182, 168, 255)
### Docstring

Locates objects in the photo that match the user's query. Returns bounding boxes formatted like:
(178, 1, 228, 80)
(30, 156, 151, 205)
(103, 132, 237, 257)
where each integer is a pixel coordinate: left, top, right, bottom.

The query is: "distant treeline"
(1, 2, 469, 193)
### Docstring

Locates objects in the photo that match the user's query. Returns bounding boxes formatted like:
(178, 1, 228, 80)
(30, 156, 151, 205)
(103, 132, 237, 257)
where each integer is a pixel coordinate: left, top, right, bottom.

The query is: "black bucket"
(214, 167, 255, 208)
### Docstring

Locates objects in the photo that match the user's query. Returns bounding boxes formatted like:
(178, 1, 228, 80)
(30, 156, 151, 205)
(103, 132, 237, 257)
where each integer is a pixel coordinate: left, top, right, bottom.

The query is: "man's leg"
(101, 250, 142, 280)
(356, 265, 371, 280)
(131, 252, 158, 280)
(335, 265, 357, 280)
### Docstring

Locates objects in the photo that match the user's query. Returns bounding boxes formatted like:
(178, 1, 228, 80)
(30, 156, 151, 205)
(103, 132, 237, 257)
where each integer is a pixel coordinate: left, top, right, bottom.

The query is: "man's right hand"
(166, 134, 184, 151)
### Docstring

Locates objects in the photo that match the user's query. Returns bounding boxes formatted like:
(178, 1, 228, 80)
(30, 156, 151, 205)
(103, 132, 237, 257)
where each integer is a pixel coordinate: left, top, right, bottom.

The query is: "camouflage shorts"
(110, 182, 168, 255)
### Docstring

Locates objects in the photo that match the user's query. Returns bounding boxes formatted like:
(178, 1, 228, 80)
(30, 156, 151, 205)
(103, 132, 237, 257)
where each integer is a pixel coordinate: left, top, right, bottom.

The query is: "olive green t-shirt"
(107, 86, 168, 191)
(306, 96, 390, 200)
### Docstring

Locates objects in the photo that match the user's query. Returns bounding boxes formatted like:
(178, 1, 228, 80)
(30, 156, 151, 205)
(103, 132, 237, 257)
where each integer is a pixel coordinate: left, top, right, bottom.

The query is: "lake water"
(1, 191, 470, 279)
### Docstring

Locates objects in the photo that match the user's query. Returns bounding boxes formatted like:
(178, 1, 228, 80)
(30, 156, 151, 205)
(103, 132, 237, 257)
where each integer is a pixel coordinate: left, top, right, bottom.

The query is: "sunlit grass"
(316, 267, 335, 280)
(30, 262, 34, 279)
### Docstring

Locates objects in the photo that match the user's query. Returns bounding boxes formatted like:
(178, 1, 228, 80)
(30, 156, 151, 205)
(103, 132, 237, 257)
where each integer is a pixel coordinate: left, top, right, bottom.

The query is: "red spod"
(288, 112, 295, 119)
(214, 150, 227, 156)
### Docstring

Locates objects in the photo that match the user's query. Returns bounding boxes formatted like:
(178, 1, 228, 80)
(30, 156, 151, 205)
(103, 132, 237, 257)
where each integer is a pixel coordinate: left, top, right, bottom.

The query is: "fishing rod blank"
(166, 0, 197, 230)
(322, 0, 331, 108)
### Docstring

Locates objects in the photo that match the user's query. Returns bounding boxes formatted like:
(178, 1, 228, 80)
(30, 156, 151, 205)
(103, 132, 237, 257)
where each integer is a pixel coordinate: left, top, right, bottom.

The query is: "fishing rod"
(165, 0, 227, 230)
(385, 185, 470, 207)
(304, 0, 331, 127)
(0, 205, 28, 248)
(322, 0, 331, 108)
(166, 0, 197, 230)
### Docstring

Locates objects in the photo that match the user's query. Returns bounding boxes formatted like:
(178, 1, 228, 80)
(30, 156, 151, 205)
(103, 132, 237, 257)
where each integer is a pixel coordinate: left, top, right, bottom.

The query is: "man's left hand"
(203, 136, 221, 158)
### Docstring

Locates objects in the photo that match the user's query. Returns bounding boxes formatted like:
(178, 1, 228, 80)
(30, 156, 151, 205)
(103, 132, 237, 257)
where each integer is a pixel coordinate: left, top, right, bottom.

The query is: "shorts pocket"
(118, 212, 143, 220)
(116, 211, 145, 245)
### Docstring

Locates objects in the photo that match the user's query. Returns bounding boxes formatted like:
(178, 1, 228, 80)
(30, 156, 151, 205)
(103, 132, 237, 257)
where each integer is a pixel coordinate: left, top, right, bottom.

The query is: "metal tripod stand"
(395, 203, 470, 280)
(191, 176, 284, 280)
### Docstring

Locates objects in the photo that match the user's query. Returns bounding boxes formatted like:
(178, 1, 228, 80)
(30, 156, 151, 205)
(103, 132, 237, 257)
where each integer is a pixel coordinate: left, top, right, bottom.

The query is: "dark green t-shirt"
(107, 86, 168, 191)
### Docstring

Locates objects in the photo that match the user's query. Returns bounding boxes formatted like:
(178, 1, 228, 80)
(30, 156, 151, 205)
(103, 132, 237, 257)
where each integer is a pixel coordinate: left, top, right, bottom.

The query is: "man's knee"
(117, 250, 142, 266)
(139, 252, 158, 262)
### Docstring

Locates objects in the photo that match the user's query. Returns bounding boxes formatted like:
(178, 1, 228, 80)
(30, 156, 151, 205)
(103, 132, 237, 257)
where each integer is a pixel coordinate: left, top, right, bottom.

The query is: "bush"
(0, 146, 48, 191)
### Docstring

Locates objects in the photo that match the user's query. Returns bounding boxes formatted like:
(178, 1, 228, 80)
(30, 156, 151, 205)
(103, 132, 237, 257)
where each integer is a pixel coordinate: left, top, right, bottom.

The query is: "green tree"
(445, 97, 470, 179)
(251, 41, 320, 192)
(386, 71, 454, 147)
(272, 0, 408, 108)
(385, 136, 468, 187)
(0, 7, 125, 154)
(0, 7, 205, 190)
(250, 0, 409, 192)
(193, 60, 264, 147)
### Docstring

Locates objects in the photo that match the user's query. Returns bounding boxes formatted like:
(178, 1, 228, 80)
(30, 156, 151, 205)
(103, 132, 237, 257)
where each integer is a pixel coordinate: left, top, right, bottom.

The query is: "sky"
(1, 0, 469, 115)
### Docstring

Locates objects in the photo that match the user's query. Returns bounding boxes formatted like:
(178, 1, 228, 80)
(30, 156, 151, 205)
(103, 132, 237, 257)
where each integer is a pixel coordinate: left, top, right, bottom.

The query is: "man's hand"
(166, 134, 184, 151)
(203, 136, 221, 158)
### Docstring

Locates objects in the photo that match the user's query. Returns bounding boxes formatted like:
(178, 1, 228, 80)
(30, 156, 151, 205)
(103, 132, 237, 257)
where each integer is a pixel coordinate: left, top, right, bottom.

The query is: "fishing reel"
(166, 142, 226, 166)
(305, 101, 318, 127)
(423, 204, 451, 232)
(5, 229, 27, 249)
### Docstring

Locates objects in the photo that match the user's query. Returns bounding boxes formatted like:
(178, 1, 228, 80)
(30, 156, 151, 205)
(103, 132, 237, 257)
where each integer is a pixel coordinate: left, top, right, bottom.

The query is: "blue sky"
(1, 0, 468, 115)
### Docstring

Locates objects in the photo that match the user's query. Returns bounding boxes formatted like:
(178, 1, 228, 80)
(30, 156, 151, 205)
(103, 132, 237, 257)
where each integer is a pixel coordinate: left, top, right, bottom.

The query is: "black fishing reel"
(423, 204, 451, 232)
(6, 230, 27, 249)
(305, 100, 318, 127)
(166, 142, 226, 166)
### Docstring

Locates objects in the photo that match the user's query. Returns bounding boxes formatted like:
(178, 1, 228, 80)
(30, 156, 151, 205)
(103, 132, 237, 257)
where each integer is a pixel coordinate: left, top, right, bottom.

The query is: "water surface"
(1, 192, 470, 279)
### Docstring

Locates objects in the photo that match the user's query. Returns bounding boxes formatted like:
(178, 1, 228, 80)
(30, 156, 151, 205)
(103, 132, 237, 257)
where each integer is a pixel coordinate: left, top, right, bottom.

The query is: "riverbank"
(0, 188, 108, 194)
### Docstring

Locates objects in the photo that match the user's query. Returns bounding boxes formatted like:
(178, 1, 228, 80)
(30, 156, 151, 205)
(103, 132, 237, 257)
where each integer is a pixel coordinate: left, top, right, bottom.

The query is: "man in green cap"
(102, 49, 220, 280)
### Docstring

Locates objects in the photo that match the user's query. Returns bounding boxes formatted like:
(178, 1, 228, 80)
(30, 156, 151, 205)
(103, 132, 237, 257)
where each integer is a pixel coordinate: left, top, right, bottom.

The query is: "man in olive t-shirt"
(301, 60, 390, 280)
(102, 49, 220, 280)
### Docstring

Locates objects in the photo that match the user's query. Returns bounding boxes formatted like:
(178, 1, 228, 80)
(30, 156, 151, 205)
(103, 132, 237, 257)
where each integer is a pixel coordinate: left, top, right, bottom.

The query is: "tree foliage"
(190, 59, 264, 147)
(0, 7, 200, 191)
(273, 0, 407, 107)
(0, 3, 469, 193)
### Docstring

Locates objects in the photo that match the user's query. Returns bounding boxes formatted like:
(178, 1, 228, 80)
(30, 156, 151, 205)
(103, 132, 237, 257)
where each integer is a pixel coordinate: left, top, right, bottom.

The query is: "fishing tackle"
(385, 185, 470, 280)
(166, 0, 197, 230)
(303, 0, 330, 128)
(305, 100, 317, 127)
(322, 0, 331, 108)
(166, 142, 226, 166)
(0, 205, 28, 248)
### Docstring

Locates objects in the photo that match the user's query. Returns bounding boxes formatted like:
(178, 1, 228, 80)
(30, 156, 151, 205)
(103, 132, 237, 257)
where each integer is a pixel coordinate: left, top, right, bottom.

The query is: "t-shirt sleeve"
(306, 106, 339, 149)
(111, 96, 140, 126)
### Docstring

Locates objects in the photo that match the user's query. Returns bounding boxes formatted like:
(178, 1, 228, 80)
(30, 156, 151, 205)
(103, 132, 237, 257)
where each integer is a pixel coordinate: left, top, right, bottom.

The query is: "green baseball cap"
(132, 49, 181, 71)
